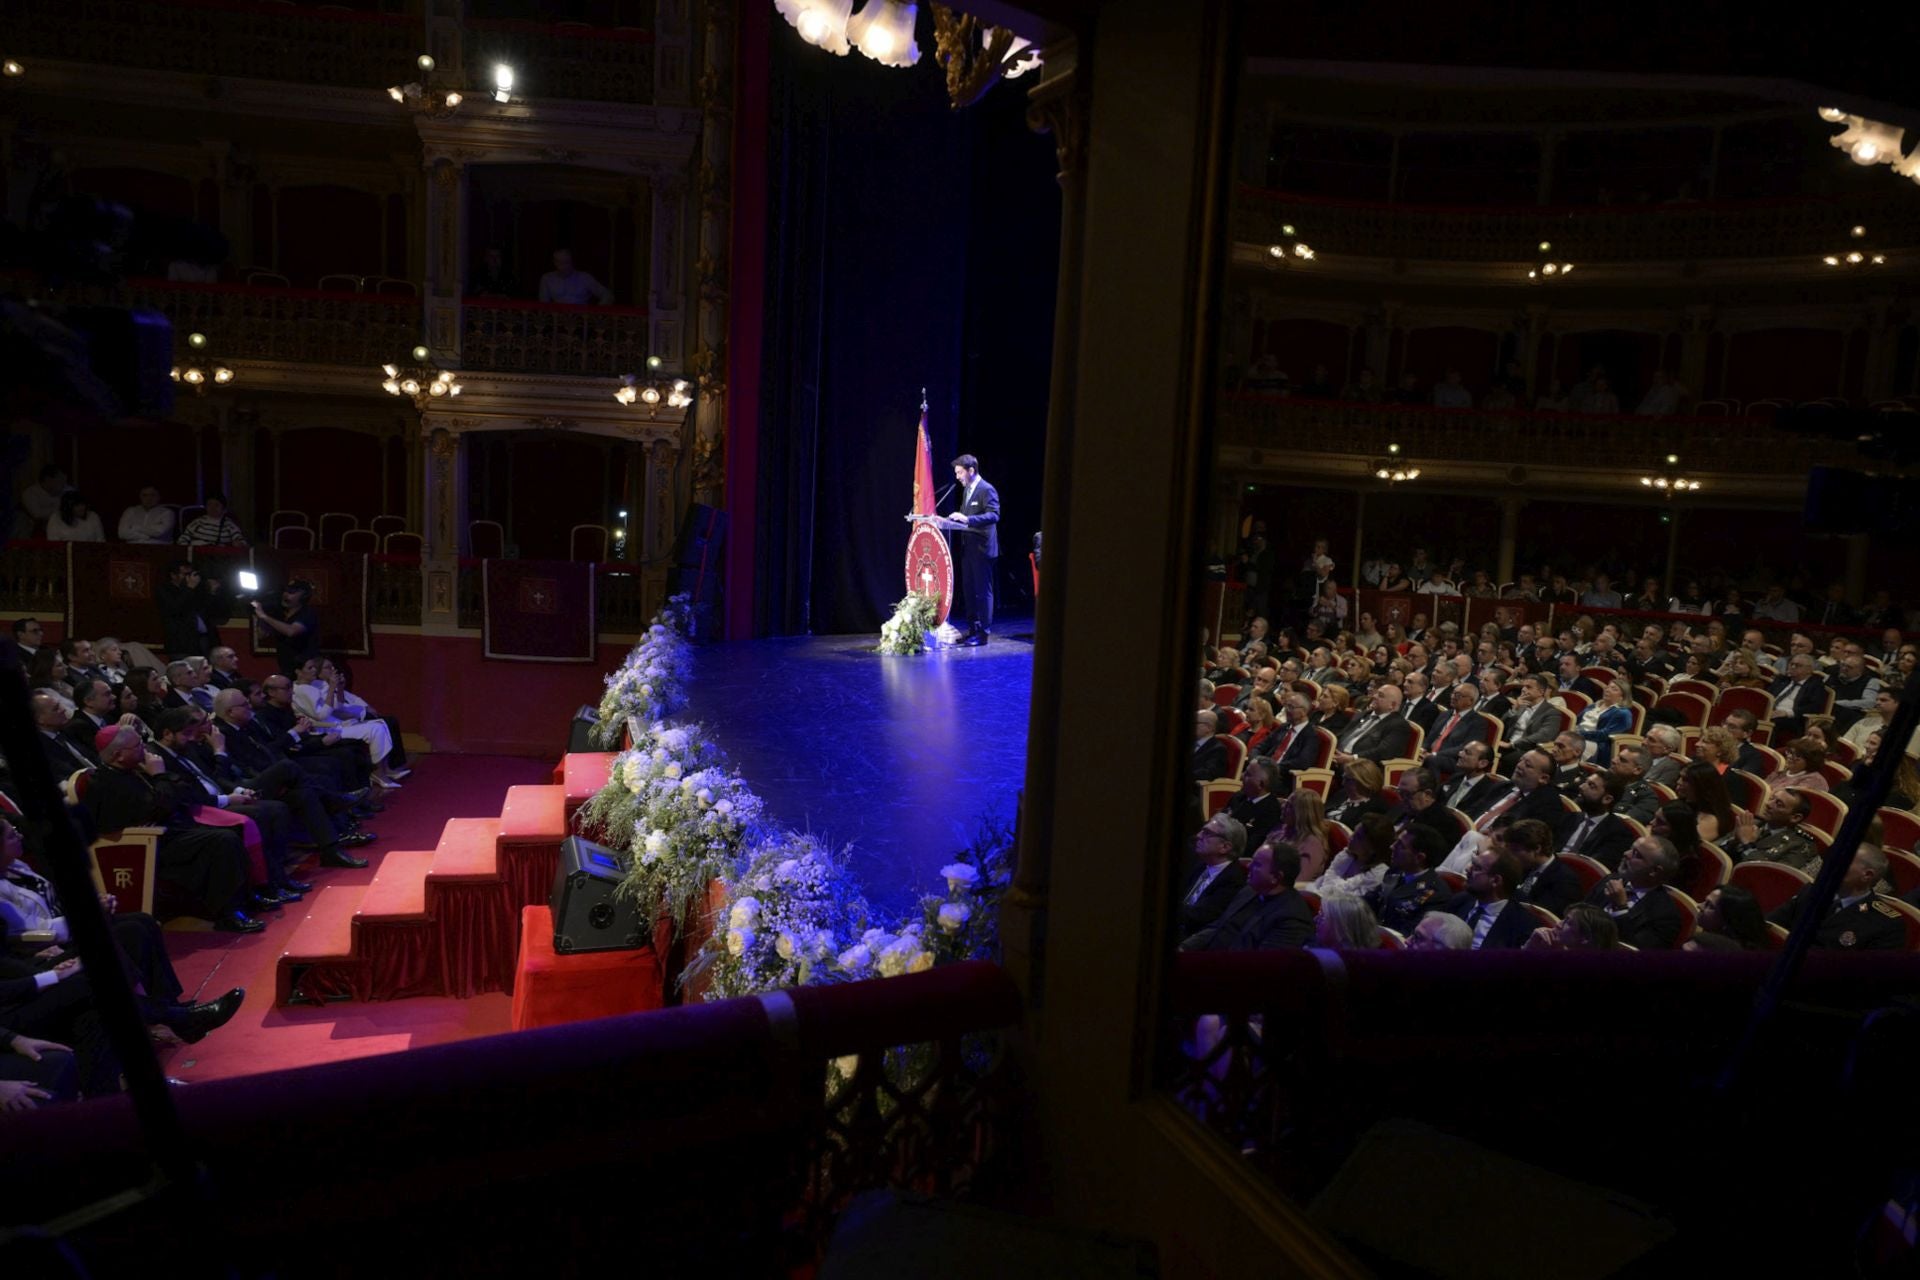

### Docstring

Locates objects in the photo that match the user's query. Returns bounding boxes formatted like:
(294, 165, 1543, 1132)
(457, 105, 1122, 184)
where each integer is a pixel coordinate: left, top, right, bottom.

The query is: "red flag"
(912, 404, 937, 516)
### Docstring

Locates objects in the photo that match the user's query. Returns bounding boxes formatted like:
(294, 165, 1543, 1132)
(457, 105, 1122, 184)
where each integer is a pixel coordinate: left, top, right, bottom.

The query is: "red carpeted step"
(497, 784, 568, 912)
(275, 884, 370, 1006)
(428, 818, 514, 998)
(561, 752, 616, 817)
(356, 849, 439, 1001)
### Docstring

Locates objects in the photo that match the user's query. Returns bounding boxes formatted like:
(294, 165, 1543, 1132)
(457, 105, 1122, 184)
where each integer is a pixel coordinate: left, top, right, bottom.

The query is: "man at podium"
(948, 454, 1001, 646)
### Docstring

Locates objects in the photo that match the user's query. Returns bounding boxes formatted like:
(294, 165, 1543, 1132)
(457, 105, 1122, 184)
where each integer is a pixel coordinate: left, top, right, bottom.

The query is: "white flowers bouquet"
(621, 759, 766, 933)
(905, 814, 1016, 967)
(699, 833, 869, 1000)
(875, 592, 941, 656)
(576, 721, 723, 858)
(594, 604, 692, 748)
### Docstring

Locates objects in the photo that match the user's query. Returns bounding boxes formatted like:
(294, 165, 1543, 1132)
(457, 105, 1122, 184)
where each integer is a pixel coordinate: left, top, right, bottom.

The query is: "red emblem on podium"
(905, 523, 954, 628)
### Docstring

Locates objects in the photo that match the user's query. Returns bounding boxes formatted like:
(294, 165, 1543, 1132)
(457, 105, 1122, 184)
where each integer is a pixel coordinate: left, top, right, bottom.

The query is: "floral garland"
(622, 755, 765, 932)
(593, 597, 693, 748)
(576, 720, 724, 858)
(875, 591, 940, 655)
(698, 833, 869, 999)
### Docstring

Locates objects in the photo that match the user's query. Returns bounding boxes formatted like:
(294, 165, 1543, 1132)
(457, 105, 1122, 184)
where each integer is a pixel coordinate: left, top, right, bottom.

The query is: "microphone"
(933, 481, 957, 506)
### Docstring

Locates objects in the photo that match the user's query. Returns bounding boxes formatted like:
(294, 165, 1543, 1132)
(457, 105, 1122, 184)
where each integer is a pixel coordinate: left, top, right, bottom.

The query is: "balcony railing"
(1235, 186, 1920, 263)
(1217, 394, 1858, 474)
(11, 0, 417, 89)
(461, 299, 652, 375)
(102, 279, 419, 368)
(466, 13, 656, 105)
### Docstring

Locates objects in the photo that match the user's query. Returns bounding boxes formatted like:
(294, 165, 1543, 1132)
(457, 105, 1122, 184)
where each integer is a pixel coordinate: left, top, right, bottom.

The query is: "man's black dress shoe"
(339, 831, 377, 848)
(283, 878, 314, 894)
(321, 849, 370, 869)
(216, 911, 265, 933)
(164, 988, 246, 1043)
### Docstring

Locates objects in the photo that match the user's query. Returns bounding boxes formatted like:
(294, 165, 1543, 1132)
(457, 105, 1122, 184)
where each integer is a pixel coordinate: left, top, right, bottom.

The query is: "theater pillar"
(643, 439, 678, 562)
(419, 422, 468, 627)
(423, 156, 467, 365)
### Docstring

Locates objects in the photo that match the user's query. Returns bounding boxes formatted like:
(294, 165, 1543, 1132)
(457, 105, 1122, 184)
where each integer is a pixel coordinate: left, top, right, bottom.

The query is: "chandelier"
(1821, 108, 1920, 187)
(388, 54, 463, 117)
(1372, 442, 1420, 484)
(776, 0, 922, 67)
(1527, 239, 1574, 282)
(1266, 223, 1315, 265)
(380, 346, 462, 410)
(170, 331, 235, 395)
(1822, 223, 1887, 269)
(1640, 453, 1702, 496)
(614, 357, 693, 417)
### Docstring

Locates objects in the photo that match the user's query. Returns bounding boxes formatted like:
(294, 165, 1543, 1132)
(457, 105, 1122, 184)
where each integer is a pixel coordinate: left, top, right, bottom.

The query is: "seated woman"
(1273, 787, 1332, 884)
(1692, 726, 1740, 776)
(1575, 679, 1635, 766)
(1302, 811, 1394, 900)
(130, 668, 172, 730)
(1236, 694, 1282, 757)
(1339, 655, 1374, 699)
(1678, 652, 1720, 688)
(1311, 684, 1354, 738)
(27, 650, 77, 713)
(293, 659, 405, 786)
(1689, 884, 1771, 951)
(1841, 731, 1920, 812)
(94, 638, 131, 686)
(1523, 903, 1621, 951)
(1673, 763, 1740, 848)
(1327, 759, 1388, 828)
(46, 490, 106, 542)
(1764, 737, 1830, 794)
(1719, 648, 1772, 690)
(1351, 612, 1384, 652)
(1313, 894, 1381, 950)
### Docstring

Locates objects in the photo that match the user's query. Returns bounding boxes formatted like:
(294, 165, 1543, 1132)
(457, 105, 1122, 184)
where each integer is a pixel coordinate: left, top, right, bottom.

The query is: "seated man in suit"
(201, 694, 372, 864)
(64, 679, 118, 765)
(1176, 814, 1249, 938)
(1642, 725, 1685, 787)
(33, 691, 99, 779)
(1503, 818, 1582, 917)
(1392, 767, 1458, 842)
(81, 728, 263, 932)
(1555, 771, 1637, 870)
(1444, 842, 1535, 949)
(1440, 749, 1567, 874)
(206, 645, 244, 690)
(1180, 841, 1314, 952)
(1262, 693, 1322, 778)
(1439, 741, 1504, 818)
(1719, 709, 1770, 776)
(253, 674, 373, 791)
(1556, 654, 1601, 700)
(148, 708, 304, 908)
(1724, 787, 1821, 873)
(1424, 682, 1488, 782)
(1226, 759, 1285, 854)
(1498, 676, 1560, 774)
(1402, 672, 1440, 736)
(1607, 744, 1662, 824)
(1193, 710, 1229, 784)
(1332, 684, 1414, 771)
(1768, 844, 1905, 950)
(1473, 669, 1512, 721)
(1232, 666, 1281, 714)
(1583, 834, 1686, 949)
(1766, 653, 1828, 739)
(1365, 824, 1450, 935)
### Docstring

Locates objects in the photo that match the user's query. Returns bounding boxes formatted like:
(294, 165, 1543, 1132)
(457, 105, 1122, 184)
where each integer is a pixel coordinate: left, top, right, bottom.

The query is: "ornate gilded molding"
(932, 6, 1019, 110)
(1024, 40, 1085, 184)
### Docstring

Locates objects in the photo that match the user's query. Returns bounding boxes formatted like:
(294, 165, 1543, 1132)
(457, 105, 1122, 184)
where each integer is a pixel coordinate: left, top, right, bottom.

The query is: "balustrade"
(1236, 187, 1920, 263)
(1218, 394, 1855, 474)
(369, 559, 422, 627)
(73, 279, 420, 369)
(461, 300, 653, 375)
(0, 546, 72, 616)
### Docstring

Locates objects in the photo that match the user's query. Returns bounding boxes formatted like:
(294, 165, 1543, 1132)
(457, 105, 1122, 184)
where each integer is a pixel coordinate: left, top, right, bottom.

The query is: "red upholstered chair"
(1559, 691, 1591, 715)
(1216, 734, 1247, 782)
(1681, 843, 1733, 901)
(1308, 726, 1338, 769)
(1875, 895, 1920, 950)
(1378, 927, 1405, 950)
(371, 514, 407, 539)
(373, 277, 418, 296)
(569, 524, 609, 562)
(1433, 807, 1471, 843)
(469, 519, 506, 559)
(1882, 849, 1920, 899)
(1669, 679, 1718, 701)
(1212, 685, 1240, 707)
(1793, 788, 1848, 839)
(1402, 722, 1426, 758)
(1829, 739, 1858, 765)
(1582, 666, 1618, 685)
(1214, 707, 1245, 734)
(1766, 922, 1789, 949)
(269, 510, 308, 536)
(88, 827, 163, 914)
(1437, 870, 1466, 894)
(1816, 761, 1851, 792)
(1667, 888, 1700, 946)
(384, 531, 424, 557)
(1878, 809, 1920, 855)
(340, 528, 378, 554)
(1469, 711, 1503, 752)
(1326, 821, 1350, 856)
(1029, 551, 1038, 598)
(1722, 770, 1769, 814)
(1298, 889, 1321, 916)
(1653, 691, 1710, 727)
(1558, 853, 1609, 898)
(1518, 902, 1560, 929)
(1710, 687, 1773, 722)
(318, 512, 357, 550)
(273, 525, 316, 550)
(1293, 768, 1334, 801)
(1745, 744, 1786, 776)
(1201, 781, 1237, 818)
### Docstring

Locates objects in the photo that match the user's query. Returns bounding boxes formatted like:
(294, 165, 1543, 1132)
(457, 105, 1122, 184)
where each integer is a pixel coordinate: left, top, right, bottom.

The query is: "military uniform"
(1725, 824, 1820, 874)
(1770, 891, 1907, 950)
(1616, 779, 1660, 825)
(1366, 869, 1447, 935)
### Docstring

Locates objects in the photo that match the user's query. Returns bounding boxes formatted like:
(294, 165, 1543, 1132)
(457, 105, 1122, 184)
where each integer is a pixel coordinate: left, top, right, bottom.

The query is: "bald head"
(30, 690, 67, 730)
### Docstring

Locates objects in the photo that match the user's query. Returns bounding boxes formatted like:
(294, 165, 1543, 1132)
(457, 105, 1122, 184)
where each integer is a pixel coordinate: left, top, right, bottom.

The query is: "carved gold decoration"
(932, 5, 1018, 111)
(1025, 46, 1086, 184)
(691, 425, 725, 495)
(429, 427, 458, 458)
(462, 303, 653, 374)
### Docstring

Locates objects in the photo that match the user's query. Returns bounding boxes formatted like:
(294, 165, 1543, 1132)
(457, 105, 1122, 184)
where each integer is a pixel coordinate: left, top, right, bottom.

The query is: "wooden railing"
(1235, 186, 1920, 262)
(460, 299, 653, 375)
(1216, 394, 1857, 474)
(0, 545, 72, 616)
(10, 0, 417, 89)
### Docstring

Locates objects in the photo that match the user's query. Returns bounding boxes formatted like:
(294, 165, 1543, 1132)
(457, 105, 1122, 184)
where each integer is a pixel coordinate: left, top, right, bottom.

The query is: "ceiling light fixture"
(775, 0, 855, 53)
(170, 331, 236, 396)
(387, 53, 463, 117)
(1822, 109, 1920, 187)
(846, 0, 919, 67)
(380, 345, 461, 410)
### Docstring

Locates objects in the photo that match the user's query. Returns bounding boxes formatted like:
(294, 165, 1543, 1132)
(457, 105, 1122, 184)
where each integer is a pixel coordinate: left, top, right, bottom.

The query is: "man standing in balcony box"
(537, 249, 614, 306)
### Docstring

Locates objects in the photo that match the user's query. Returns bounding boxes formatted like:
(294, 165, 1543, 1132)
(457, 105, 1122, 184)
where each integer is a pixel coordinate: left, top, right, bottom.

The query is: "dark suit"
(1176, 859, 1248, 937)
(1768, 890, 1905, 950)
(1265, 721, 1322, 775)
(1555, 810, 1635, 871)
(80, 765, 250, 919)
(39, 729, 96, 781)
(1482, 784, 1569, 835)
(1514, 856, 1582, 917)
(1583, 880, 1685, 949)
(1557, 676, 1602, 700)
(1182, 886, 1315, 951)
(1445, 894, 1536, 949)
(1732, 743, 1768, 776)
(1426, 710, 1488, 777)
(1338, 711, 1414, 763)
(63, 712, 111, 766)
(1193, 736, 1228, 784)
(1367, 869, 1447, 934)
(1447, 775, 1505, 819)
(1406, 696, 1446, 736)
(1765, 672, 1829, 737)
(953, 475, 1000, 636)
(151, 743, 295, 890)
(1226, 792, 1282, 854)
(1473, 694, 1511, 722)
(157, 578, 230, 657)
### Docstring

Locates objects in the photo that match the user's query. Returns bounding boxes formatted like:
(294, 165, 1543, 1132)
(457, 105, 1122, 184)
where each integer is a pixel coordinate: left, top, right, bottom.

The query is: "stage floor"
(683, 633, 1033, 914)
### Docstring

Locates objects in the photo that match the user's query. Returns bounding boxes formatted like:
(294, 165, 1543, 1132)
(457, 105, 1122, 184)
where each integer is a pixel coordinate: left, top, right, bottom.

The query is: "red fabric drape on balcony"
(277, 185, 384, 286)
(1723, 328, 1845, 403)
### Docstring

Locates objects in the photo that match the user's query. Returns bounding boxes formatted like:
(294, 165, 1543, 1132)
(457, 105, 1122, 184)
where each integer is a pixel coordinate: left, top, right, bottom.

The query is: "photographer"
(157, 561, 229, 658)
(252, 580, 320, 677)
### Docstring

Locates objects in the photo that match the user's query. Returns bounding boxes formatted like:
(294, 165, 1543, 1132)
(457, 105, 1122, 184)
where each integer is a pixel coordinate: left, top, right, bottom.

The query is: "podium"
(903, 513, 958, 627)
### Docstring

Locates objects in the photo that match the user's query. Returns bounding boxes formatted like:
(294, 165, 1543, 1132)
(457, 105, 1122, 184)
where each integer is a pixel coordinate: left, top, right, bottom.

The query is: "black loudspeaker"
(550, 837, 646, 954)
(566, 705, 602, 752)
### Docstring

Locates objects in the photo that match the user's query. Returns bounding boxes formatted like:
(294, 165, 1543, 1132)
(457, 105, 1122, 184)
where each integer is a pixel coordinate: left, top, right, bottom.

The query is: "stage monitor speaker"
(566, 705, 602, 753)
(551, 837, 647, 954)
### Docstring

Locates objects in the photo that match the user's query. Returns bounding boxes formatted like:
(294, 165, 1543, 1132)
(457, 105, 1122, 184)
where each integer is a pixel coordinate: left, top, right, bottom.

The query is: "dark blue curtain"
(754, 16, 1059, 636)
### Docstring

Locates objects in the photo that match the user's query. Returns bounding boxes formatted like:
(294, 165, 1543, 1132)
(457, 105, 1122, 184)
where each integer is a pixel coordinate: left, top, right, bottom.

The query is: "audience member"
(1583, 835, 1686, 949)
(157, 561, 230, 656)
(1523, 903, 1621, 951)
(1304, 812, 1394, 900)
(1192, 709, 1227, 783)
(117, 486, 177, 543)
(1176, 814, 1248, 938)
(1556, 771, 1636, 869)
(1364, 825, 1449, 934)
(1444, 842, 1534, 949)
(15, 465, 68, 538)
(176, 494, 248, 547)
(1768, 845, 1904, 950)
(1226, 758, 1284, 852)
(537, 249, 614, 305)
(1642, 725, 1684, 786)
(1407, 911, 1472, 950)
(47, 491, 104, 542)
(1690, 884, 1771, 951)
(1180, 842, 1315, 951)
(1314, 895, 1382, 949)
(470, 246, 516, 297)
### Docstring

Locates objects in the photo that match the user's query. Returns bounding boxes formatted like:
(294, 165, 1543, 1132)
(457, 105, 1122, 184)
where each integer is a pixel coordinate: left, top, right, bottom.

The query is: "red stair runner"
(561, 752, 615, 820)
(276, 884, 370, 1005)
(356, 849, 439, 1001)
(498, 784, 568, 912)
(428, 818, 516, 997)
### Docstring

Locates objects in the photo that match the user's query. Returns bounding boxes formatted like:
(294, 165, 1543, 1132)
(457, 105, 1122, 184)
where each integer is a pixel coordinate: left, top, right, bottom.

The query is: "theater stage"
(682, 633, 1034, 914)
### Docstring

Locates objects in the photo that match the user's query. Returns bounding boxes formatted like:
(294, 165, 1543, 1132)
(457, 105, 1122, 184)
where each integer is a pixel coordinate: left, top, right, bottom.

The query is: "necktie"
(1468, 904, 1485, 926)
(1437, 712, 1461, 744)
(1274, 725, 1297, 758)
(50, 733, 90, 770)
(1568, 817, 1596, 851)
(1478, 790, 1519, 831)
(171, 750, 222, 800)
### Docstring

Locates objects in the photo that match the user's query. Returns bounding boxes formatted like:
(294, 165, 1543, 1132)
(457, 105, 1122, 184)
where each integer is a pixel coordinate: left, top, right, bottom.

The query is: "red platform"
(510, 905, 663, 1031)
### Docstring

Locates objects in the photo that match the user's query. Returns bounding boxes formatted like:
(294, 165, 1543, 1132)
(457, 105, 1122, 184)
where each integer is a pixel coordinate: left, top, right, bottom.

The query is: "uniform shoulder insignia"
(1873, 900, 1903, 918)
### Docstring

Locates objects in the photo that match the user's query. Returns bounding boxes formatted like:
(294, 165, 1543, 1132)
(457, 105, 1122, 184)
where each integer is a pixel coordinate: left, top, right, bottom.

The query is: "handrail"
(128, 277, 418, 307)
(463, 295, 650, 318)
(69, 0, 416, 27)
(1237, 182, 1913, 221)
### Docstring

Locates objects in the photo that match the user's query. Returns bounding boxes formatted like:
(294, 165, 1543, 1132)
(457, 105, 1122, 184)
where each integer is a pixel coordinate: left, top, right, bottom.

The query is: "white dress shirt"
(118, 504, 177, 543)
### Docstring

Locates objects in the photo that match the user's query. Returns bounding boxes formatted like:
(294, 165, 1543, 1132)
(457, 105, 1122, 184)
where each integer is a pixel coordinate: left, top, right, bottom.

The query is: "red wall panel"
(1724, 328, 1845, 404)
(73, 423, 201, 528)
(277, 185, 384, 286)
(1401, 327, 1500, 390)
(1259, 318, 1350, 385)
(273, 428, 386, 526)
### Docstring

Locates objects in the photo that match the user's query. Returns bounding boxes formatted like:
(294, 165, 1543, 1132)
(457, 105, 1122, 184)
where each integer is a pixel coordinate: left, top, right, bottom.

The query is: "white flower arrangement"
(906, 815, 1016, 967)
(621, 760, 766, 932)
(698, 833, 869, 1000)
(576, 721, 723, 859)
(594, 600, 694, 748)
(875, 591, 942, 656)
